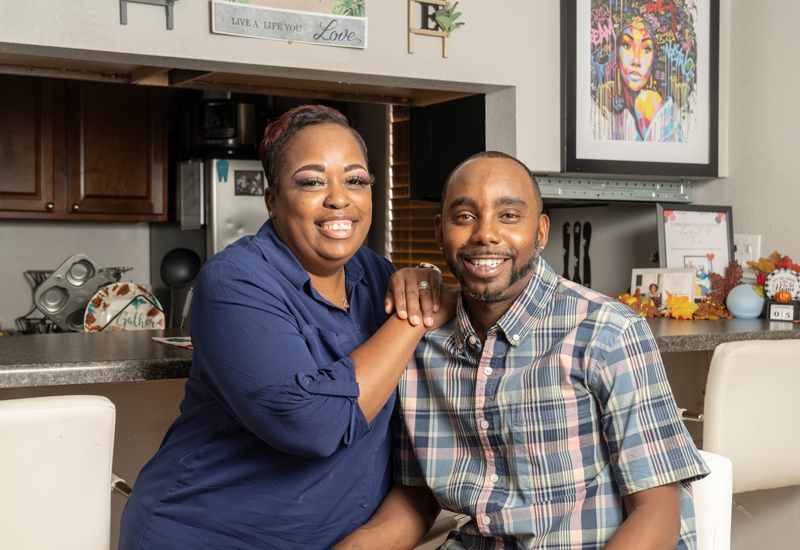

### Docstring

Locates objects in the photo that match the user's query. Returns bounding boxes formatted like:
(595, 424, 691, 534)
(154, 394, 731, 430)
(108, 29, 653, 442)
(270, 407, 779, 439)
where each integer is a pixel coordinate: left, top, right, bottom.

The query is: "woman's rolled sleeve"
(191, 258, 372, 458)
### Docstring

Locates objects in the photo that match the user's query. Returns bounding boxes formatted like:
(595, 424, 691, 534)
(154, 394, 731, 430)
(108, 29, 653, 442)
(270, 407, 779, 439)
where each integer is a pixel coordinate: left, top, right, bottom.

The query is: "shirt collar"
(453, 258, 559, 349)
(253, 220, 367, 291)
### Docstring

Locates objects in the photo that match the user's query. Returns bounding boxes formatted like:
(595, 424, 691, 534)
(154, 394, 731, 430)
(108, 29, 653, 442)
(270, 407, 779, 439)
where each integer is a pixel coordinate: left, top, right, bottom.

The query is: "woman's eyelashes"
(292, 172, 375, 188)
(346, 173, 376, 187)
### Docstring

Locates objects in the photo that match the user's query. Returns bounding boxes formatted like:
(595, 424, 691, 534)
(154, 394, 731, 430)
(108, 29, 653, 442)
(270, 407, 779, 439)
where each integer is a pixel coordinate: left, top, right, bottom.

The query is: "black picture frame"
(561, 0, 720, 177)
(656, 203, 734, 300)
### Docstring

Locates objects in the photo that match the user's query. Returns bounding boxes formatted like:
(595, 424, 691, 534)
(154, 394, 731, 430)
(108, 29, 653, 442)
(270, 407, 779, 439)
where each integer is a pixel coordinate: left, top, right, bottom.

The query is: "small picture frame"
(631, 267, 696, 312)
(657, 203, 733, 300)
(234, 171, 265, 196)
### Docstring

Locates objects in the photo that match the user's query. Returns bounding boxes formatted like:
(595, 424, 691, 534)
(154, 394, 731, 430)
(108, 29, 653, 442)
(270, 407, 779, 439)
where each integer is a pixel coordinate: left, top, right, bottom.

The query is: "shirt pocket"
(300, 324, 351, 364)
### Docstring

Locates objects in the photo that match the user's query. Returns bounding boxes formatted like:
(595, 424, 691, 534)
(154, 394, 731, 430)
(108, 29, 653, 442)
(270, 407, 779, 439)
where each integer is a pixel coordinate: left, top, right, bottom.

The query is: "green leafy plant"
(435, 1, 464, 34)
(332, 0, 366, 18)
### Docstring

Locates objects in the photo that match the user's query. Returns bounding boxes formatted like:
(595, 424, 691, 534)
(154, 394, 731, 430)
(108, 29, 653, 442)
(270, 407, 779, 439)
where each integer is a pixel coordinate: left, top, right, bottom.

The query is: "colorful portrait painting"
(590, 0, 698, 143)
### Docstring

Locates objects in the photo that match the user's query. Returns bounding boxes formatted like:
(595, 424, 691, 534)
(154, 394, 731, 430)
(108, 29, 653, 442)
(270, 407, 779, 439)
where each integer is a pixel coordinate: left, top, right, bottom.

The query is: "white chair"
(414, 511, 470, 550)
(703, 340, 800, 494)
(0, 395, 130, 550)
(694, 450, 733, 550)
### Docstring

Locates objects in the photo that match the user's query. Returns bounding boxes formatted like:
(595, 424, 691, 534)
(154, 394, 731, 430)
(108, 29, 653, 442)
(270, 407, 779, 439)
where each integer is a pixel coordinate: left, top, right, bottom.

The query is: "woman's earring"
(539, 246, 545, 251)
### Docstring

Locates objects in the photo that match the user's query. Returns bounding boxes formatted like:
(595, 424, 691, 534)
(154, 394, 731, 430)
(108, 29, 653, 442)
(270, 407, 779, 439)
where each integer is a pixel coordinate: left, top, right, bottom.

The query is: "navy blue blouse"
(120, 220, 396, 550)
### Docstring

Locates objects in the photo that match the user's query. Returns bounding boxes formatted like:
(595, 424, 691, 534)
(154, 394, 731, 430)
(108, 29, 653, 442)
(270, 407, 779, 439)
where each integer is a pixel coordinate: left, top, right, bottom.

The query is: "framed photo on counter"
(657, 203, 734, 300)
(561, 0, 720, 177)
(631, 267, 695, 312)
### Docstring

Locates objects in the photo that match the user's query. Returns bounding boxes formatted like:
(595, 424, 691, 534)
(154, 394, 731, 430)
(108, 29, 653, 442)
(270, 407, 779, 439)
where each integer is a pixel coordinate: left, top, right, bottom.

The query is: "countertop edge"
(0, 357, 192, 388)
(655, 328, 800, 352)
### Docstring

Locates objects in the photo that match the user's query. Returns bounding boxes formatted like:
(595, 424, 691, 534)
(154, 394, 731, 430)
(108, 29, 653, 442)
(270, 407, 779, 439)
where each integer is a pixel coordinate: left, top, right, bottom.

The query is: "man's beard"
(445, 233, 539, 303)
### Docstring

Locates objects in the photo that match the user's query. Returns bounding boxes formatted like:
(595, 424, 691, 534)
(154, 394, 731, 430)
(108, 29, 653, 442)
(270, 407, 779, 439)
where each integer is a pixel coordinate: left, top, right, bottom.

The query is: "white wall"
(695, 0, 800, 259)
(0, 221, 150, 330)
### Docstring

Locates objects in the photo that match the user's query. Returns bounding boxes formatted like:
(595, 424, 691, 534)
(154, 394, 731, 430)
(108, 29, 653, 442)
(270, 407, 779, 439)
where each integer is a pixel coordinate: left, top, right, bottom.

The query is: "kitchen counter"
(647, 317, 800, 352)
(0, 329, 192, 388)
(1, 319, 799, 388)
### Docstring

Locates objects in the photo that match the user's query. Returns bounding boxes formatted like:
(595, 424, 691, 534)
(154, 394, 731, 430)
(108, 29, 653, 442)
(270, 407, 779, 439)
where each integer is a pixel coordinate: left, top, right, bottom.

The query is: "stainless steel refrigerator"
(205, 158, 269, 257)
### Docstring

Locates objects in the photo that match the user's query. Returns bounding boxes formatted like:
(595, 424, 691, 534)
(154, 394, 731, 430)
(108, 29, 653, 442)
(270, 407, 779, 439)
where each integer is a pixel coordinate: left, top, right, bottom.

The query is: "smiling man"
(336, 151, 709, 550)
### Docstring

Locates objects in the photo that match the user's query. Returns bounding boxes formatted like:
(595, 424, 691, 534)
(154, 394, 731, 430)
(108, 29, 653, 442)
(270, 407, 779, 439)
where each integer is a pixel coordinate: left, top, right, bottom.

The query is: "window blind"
(389, 106, 457, 285)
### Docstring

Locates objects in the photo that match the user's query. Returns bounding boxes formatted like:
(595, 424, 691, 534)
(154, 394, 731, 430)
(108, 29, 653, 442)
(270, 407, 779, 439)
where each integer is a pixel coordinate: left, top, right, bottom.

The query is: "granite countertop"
(0, 329, 192, 388)
(648, 316, 800, 352)
(2, 319, 799, 389)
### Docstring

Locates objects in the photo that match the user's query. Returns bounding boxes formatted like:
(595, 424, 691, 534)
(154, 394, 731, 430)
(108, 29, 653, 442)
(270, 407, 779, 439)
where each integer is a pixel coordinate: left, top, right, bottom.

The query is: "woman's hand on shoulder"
(385, 266, 443, 327)
(430, 283, 459, 330)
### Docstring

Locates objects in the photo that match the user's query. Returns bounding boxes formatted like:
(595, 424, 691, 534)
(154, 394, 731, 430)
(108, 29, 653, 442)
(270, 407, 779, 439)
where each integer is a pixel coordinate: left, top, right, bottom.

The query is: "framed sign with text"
(212, 0, 367, 49)
(657, 203, 733, 300)
(562, 0, 720, 177)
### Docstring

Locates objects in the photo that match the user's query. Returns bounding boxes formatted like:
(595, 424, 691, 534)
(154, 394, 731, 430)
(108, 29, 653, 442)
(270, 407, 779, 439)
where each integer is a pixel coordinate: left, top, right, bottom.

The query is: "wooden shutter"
(389, 106, 457, 285)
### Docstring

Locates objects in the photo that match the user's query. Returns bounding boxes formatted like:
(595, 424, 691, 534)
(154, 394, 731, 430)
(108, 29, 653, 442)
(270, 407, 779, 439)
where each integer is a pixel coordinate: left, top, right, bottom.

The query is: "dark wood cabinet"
(0, 76, 167, 221)
(0, 76, 61, 215)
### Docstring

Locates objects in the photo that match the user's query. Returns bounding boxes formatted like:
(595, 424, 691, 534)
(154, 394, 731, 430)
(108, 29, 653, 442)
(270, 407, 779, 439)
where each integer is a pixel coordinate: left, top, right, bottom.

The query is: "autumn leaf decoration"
(664, 292, 698, 320)
(614, 289, 661, 318)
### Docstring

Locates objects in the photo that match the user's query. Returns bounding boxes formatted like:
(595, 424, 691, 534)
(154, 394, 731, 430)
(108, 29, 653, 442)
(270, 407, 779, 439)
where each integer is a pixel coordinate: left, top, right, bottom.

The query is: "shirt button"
(482, 516, 491, 525)
(468, 335, 477, 344)
(490, 474, 499, 483)
(484, 367, 492, 376)
(302, 378, 311, 387)
(512, 334, 520, 342)
(356, 324, 361, 330)
(360, 499, 368, 508)
(480, 420, 490, 429)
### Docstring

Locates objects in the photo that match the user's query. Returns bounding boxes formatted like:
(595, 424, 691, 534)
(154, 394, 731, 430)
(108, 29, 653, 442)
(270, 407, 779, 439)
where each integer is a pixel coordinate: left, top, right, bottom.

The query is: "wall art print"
(590, 0, 698, 144)
(562, 0, 719, 177)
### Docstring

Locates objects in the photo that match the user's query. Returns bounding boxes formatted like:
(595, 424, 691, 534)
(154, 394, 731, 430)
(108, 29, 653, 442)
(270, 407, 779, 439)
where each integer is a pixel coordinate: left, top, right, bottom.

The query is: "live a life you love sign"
(212, 0, 367, 49)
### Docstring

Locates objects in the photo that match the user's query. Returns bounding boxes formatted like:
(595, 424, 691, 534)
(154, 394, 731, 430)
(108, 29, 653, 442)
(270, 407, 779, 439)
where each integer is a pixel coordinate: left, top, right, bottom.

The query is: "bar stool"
(0, 395, 130, 550)
(703, 340, 800, 494)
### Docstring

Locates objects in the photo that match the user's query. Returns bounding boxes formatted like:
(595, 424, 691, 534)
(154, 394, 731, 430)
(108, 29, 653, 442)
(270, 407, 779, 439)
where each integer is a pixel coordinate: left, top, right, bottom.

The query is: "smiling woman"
(118, 105, 457, 550)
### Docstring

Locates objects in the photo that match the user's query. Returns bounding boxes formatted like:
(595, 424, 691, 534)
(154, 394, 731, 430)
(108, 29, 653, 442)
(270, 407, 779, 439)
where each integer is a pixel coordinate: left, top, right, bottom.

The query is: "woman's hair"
(258, 104, 369, 193)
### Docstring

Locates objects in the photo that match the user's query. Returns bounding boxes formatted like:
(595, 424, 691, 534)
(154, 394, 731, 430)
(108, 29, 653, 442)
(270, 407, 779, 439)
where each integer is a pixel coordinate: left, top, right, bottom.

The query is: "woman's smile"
(317, 216, 358, 239)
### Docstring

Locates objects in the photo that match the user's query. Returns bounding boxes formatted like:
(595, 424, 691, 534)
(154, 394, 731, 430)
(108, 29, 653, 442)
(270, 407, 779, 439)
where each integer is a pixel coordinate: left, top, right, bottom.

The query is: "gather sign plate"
(212, 0, 367, 49)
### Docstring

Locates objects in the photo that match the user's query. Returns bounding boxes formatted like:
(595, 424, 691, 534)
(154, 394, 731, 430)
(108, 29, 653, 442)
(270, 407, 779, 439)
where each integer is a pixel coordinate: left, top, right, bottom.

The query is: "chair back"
(703, 340, 800, 493)
(694, 450, 732, 550)
(0, 395, 116, 550)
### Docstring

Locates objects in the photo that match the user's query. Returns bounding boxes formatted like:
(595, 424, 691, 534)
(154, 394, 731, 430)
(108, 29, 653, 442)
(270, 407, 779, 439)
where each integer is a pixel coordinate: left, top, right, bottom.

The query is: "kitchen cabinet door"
(0, 76, 63, 215)
(65, 81, 167, 220)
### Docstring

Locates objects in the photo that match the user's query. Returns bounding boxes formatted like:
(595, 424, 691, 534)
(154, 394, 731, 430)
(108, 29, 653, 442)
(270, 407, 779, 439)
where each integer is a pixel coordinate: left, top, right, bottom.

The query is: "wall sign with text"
(212, 0, 367, 49)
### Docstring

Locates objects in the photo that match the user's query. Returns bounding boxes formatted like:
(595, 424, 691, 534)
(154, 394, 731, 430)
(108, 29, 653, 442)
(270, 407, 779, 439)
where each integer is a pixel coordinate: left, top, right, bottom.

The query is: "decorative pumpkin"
(775, 290, 792, 303)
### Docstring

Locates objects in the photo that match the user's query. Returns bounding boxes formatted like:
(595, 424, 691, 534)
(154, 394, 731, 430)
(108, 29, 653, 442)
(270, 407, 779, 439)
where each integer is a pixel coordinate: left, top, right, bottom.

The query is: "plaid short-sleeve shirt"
(394, 259, 709, 550)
